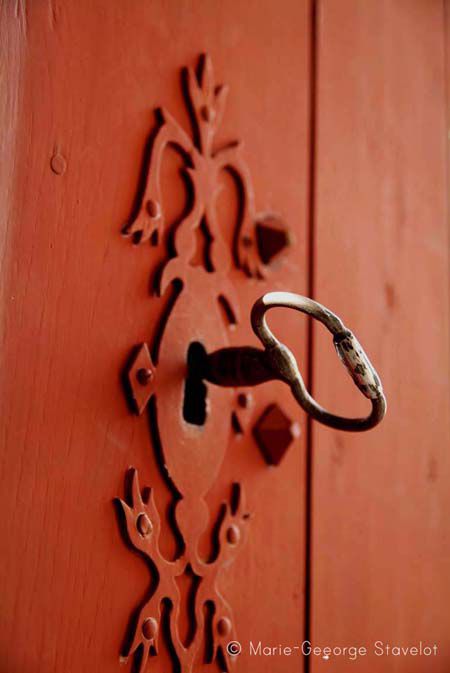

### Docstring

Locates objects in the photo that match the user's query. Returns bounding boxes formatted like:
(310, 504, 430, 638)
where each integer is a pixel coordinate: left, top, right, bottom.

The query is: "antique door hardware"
(116, 53, 385, 673)
(117, 53, 295, 673)
(203, 291, 387, 432)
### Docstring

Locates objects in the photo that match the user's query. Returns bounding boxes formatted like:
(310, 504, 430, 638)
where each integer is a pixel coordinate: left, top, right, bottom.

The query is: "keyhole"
(183, 342, 208, 426)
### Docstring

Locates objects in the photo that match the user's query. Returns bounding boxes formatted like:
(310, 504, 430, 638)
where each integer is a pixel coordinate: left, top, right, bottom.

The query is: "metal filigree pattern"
(122, 53, 266, 281)
(116, 54, 286, 673)
(118, 470, 250, 672)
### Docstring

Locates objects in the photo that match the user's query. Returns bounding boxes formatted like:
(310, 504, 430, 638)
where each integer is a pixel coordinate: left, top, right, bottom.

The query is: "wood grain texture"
(0, 2, 311, 672)
(310, 1, 450, 671)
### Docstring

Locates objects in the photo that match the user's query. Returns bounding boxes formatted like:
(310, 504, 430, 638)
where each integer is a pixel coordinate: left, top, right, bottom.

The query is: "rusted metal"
(117, 470, 250, 672)
(136, 512, 153, 537)
(204, 345, 275, 387)
(117, 55, 288, 673)
(237, 392, 252, 409)
(126, 344, 156, 415)
(142, 618, 158, 640)
(117, 54, 386, 673)
(231, 390, 254, 436)
(253, 403, 300, 465)
(255, 213, 292, 265)
(122, 53, 279, 283)
(205, 292, 387, 432)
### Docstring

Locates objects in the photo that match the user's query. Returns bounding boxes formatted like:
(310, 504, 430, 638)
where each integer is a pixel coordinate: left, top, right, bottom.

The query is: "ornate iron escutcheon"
(116, 54, 386, 673)
(116, 54, 292, 673)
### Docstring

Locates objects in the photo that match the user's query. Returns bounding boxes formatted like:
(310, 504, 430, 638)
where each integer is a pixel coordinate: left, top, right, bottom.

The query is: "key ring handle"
(251, 292, 386, 432)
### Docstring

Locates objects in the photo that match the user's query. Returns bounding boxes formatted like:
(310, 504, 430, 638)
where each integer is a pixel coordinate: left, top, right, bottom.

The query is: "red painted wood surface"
(1, 2, 449, 673)
(0, 2, 311, 672)
(310, 2, 450, 672)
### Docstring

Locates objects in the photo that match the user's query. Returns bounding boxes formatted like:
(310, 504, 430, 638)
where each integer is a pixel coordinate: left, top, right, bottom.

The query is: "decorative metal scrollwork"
(116, 54, 291, 673)
(116, 52, 385, 673)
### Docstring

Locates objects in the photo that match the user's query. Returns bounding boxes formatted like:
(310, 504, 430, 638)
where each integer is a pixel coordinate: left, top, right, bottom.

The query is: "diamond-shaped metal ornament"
(253, 403, 300, 465)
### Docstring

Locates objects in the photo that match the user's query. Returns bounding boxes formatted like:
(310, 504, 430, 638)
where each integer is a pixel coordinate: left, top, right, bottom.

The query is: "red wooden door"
(0, 2, 311, 673)
(1, 2, 449, 673)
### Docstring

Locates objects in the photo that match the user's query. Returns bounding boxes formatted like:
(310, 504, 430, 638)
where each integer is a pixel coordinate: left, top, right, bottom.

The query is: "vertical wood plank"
(0, 2, 311, 672)
(311, 1, 450, 671)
